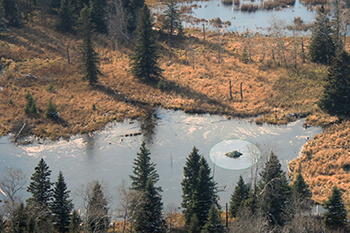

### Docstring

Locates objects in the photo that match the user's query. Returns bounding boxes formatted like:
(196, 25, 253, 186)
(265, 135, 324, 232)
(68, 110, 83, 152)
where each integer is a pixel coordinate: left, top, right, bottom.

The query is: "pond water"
(0, 108, 323, 214)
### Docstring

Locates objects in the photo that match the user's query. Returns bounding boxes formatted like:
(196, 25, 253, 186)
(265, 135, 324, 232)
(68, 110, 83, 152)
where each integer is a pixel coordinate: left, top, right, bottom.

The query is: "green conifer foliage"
(322, 186, 347, 229)
(188, 213, 200, 233)
(229, 175, 249, 217)
(130, 141, 160, 191)
(69, 210, 81, 233)
(12, 202, 28, 233)
(134, 179, 164, 233)
(163, 0, 180, 36)
(308, 5, 335, 65)
(51, 171, 74, 233)
(319, 51, 350, 115)
(0, 1, 7, 31)
(27, 158, 53, 209)
(121, 0, 145, 34)
(78, 4, 101, 85)
(201, 204, 224, 233)
(290, 173, 312, 212)
(45, 100, 59, 120)
(130, 4, 162, 82)
(24, 92, 38, 115)
(2, 0, 20, 27)
(87, 181, 110, 232)
(258, 152, 291, 226)
(89, 0, 107, 34)
(56, 0, 75, 33)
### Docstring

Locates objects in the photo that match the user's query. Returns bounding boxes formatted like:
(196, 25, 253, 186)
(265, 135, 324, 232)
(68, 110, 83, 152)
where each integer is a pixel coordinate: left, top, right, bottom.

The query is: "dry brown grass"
(289, 121, 350, 206)
(0, 14, 348, 140)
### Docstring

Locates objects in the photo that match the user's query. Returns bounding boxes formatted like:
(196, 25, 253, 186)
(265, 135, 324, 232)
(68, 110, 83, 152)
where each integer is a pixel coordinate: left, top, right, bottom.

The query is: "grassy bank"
(0, 16, 341, 140)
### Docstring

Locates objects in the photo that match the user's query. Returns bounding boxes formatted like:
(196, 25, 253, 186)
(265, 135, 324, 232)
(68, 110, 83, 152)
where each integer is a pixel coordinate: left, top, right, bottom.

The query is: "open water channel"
(0, 108, 323, 213)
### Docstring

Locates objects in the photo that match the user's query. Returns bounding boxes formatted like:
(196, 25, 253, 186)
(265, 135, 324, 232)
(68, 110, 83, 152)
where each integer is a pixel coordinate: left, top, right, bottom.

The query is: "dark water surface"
(0, 109, 323, 213)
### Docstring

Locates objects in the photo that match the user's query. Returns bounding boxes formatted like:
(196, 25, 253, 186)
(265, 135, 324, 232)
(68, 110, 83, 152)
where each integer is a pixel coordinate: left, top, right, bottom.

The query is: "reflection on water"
(0, 109, 323, 209)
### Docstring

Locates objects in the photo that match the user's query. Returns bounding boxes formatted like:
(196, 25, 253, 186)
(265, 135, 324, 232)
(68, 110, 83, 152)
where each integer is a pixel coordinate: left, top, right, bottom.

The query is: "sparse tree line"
(0, 142, 349, 232)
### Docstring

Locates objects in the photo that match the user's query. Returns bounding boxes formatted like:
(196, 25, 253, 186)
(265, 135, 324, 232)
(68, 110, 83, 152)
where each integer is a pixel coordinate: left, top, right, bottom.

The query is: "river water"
(0, 109, 323, 213)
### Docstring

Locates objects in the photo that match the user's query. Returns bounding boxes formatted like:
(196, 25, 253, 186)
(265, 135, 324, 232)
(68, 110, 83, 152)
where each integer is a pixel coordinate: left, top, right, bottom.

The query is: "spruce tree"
(0, 1, 7, 32)
(290, 173, 312, 212)
(308, 5, 335, 65)
(130, 141, 160, 191)
(12, 202, 28, 233)
(89, 0, 107, 34)
(134, 179, 164, 233)
(68, 209, 81, 233)
(181, 147, 201, 224)
(2, 0, 20, 27)
(121, 0, 144, 34)
(51, 171, 74, 233)
(24, 92, 38, 115)
(322, 186, 347, 229)
(87, 181, 109, 232)
(27, 158, 53, 210)
(319, 51, 350, 115)
(258, 152, 291, 226)
(229, 175, 249, 217)
(181, 148, 217, 229)
(78, 4, 101, 85)
(195, 157, 217, 228)
(188, 213, 200, 233)
(201, 204, 224, 233)
(130, 4, 162, 82)
(163, 0, 180, 36)
(56, 0, 75, 33)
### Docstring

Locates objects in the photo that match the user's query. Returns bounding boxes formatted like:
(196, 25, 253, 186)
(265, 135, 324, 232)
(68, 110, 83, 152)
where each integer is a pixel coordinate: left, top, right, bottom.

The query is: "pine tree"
(188, 213, 200, 233)
(0, 1, 7, 32)
(130, 4, 162, 82)
(229, 175, 249, 217)
(121, 0, 144, 34)
(87, 181, 110, 232)
(130, 141, 160, 191)
(27, 158, 53, 210)
(308, 5, 335, 65)
(201, 204, 224, 233)
(258, 152, 291, 226)
(45, 100, 59, 120)
(51, 171, 74, 233)
(322, 186, 347, 229)
(134, 179, 164, 233)
(68, 209, 81, 233)
(78, 4, 101, 85)
(12, 202, 28, 233)
(56, 0, 75, 33)
(319, 50, 350, 115)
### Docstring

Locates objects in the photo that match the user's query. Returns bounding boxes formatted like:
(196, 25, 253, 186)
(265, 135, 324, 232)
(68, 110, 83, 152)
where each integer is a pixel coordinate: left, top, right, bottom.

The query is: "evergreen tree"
(181, 147, 201, 224)
(308, 5, 335, 65)
(188, 213, 200, 233)
(258, 152, 291, 226)
(56, 0, 75, 33)
(201, 204, 224, 233)
(130, 4, 162, 82)
(45, 100, 59, 120)
(12, 202, 28, 233)
(121, 0, 144, 34)
(87, 181, 109, 232)
(68, 209, 81, 233)
(51, 171, 74, 233)
(50, 0, 61, 13)
(27, 158, 52, 211)
(134, 179, 164, 233)
(322, 186, 347, 229)
(195, 157, 217, 228)
(130, 141, 160, 192)
(163, 0, 180, 36)
(229, 175, 249, 217)
(0, 1, 7, 32)
(78, 4, 101, 85)
(89, 0, 107, 34)
(24, 92, 38, 115)
(290, 173, 312, 212)
(2, 0, 21, 27)
(319, 51, 350, 115)
(181, 148, 217, 230)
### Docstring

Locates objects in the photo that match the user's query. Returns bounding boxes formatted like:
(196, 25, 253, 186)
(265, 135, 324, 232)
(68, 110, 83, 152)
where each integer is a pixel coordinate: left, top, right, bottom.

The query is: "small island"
(225, 150, 243, 158)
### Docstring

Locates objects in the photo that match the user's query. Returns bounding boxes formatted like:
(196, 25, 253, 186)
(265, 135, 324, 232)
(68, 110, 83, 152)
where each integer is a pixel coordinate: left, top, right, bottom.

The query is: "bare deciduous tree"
(268, 15, 288, 67)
